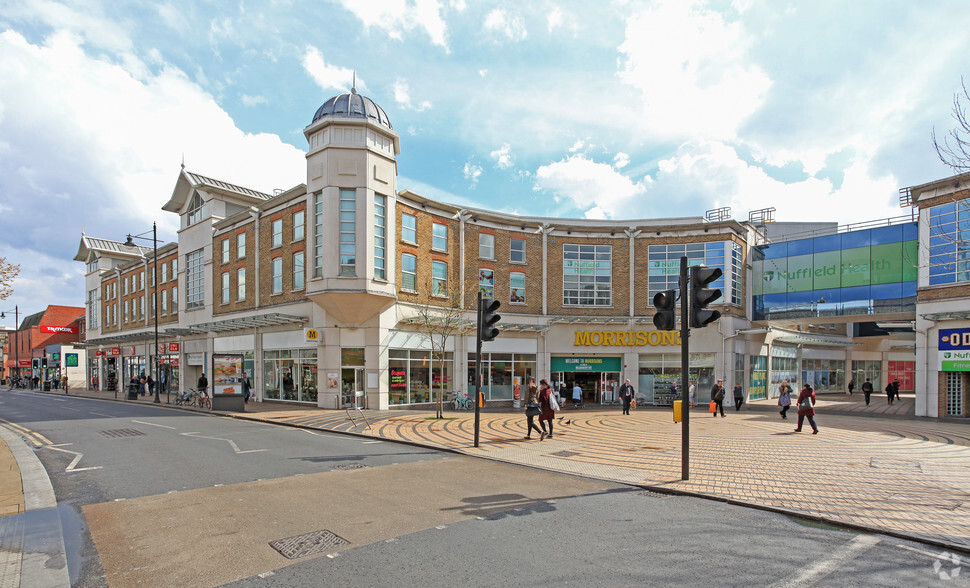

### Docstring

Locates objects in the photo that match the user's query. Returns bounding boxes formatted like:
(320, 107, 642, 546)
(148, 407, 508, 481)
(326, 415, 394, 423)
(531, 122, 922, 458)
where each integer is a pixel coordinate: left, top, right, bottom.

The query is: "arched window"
(187, 193, 205, 225)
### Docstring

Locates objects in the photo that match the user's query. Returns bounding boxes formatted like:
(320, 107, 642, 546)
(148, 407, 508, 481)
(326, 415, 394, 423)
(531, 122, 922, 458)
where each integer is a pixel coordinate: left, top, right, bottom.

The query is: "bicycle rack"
(346, 406, 370, 430)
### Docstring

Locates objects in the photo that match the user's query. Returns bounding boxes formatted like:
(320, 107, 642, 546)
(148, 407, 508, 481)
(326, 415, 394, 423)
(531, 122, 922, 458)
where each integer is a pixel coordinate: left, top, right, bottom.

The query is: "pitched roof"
(74, 234, 152, 262)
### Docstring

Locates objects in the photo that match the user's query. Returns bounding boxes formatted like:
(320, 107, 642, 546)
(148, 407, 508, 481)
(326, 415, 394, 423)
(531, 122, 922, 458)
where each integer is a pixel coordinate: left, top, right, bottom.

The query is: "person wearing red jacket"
(794, 384, 819, 434)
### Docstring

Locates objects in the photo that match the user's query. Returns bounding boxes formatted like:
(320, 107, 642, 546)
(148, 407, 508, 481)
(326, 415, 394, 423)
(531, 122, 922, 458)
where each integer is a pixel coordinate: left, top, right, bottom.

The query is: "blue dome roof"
(311, 89, 393, 129)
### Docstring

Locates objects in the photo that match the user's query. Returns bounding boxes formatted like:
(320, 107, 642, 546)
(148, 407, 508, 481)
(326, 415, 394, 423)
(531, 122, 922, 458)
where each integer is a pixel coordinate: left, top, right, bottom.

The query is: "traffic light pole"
(474, 291, 483, 448)
(680, 256, 690, 481)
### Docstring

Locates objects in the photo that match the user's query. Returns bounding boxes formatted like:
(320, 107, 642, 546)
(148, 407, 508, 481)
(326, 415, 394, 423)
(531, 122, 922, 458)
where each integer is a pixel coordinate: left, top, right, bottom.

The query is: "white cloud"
(613, 152, 630, 169)
(618, 0, 771, 140)
(547, 7, 564, 32)
(463, 162, 483, 184)
(484, 9, 527, 42)
(241, 94, 268, 107)
(335, 0, 450, 51)
(534, 155, 648, 217)
(568, 139, 585, 153)
(392, 79, 432, 111)
(301, 46, 356, 92)
(490, 143, 513, 169)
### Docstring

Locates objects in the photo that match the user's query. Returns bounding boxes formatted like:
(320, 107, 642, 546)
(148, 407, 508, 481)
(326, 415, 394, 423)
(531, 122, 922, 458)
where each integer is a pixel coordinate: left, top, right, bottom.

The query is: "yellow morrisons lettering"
(573, 330, 682, 347)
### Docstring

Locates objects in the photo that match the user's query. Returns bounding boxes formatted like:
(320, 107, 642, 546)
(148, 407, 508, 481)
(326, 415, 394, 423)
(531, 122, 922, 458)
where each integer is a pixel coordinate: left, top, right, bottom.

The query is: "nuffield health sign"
(939, 328, 970, 372)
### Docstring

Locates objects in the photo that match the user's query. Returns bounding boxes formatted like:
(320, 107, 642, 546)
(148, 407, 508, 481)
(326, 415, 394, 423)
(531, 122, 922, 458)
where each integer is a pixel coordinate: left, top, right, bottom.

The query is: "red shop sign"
(39, 325, 78, 334)
(95, 350, 104, 356)
(168, 342, 180, 352)
(18, 360, 31, 367)
(110, 348, 121, 356)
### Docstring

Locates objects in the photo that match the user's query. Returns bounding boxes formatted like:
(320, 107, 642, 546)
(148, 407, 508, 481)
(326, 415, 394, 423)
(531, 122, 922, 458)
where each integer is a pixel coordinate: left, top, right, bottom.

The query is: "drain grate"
(331, 462, 369, 471)
(99, 429, 146, 438)
(270, 530, 350, 559)
(639, 490, 667, 498)
(549, 450, 579, 458)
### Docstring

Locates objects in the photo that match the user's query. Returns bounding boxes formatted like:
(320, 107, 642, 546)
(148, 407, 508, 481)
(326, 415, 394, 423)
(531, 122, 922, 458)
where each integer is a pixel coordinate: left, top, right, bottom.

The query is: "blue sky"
(1, 0, 969, 315)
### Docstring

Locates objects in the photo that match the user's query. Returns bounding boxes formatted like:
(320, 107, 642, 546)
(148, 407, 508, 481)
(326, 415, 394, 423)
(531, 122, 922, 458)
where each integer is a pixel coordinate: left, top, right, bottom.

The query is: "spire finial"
(181, 153, 185, 169)
(352, 71, 357, 95)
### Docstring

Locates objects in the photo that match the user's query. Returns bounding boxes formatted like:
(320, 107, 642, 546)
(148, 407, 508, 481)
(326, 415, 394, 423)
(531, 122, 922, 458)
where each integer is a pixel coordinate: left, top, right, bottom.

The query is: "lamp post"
(125, 222, 160, 404)
(0, 306, 18, 387)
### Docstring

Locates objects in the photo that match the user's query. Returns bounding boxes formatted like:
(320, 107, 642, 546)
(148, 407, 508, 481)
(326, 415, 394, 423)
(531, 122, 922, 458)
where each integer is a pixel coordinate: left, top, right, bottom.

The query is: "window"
(171, 287, 178, 314)
(272, 218, 283, 248)
(432, 261, 447, 296)
(237, 268, 246, 301)
(402, 253, 417, 291)
(139, 295, 145, 319)
(171, 258, 177, 276)
(237, 232, 246, 258)
(946, 372, 964, 416)
(510, 238, 526, 263)
(87, 260, 98, 273)
(221, 272, 230, 304)
(313, 193, 323, 278)
(187, 193, 205, 225)
(510, 272, 526, 303)
(479, 268, 494, 298)
(150, 267, 155, 287)
(123, 300, 129, 324)
(87, 289, 99, 329)
(293, 251, 305, 289)
(161, 262, 168, 283)
(139, 271, 145, 290)
(374, 195, 386, 280)
(339, 189, 356, 276)
(402, 213, 417, 243)
(648, 242, 726, 299)
(161, 289, 168, 315)
(432, 223, 447, 251)
(221, 239, 230, 264)
(272, 257, 283, 294)
(929, 201, 970, 285)
(479, 233, 494, 259)
(185, 249, 204, 309)
(563, 244, 612, 306)
(293, 210, 305, 241)
(123, 277, 128, 296)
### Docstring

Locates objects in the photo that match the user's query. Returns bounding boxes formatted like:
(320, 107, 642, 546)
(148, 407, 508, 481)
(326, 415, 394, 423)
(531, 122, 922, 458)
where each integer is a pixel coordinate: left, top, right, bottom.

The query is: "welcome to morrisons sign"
(573, 330, 681, 347)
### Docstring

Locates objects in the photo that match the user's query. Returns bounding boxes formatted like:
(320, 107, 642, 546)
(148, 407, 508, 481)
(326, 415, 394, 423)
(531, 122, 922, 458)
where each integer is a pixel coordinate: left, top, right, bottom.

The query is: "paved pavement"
(1, 386, 968, 586)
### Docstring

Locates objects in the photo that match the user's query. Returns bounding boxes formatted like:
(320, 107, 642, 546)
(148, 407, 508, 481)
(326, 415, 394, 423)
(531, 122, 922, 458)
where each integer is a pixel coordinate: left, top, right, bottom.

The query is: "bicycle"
(175, 388, 197, 406)
(452, 391, 473, 410)
(197, 388, 211, 410)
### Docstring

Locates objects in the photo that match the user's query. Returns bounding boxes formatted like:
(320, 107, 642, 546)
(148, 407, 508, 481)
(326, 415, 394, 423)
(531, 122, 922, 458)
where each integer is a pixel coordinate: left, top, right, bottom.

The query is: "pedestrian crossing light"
(652, 289, 677, 331)
(480, 297, 501, 341)
(690, 265, 722, 328)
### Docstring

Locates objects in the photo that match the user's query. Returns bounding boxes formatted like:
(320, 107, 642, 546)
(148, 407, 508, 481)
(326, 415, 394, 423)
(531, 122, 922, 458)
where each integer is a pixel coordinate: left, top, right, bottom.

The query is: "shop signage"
(939, 328, 970, 350)
(18, 360, 30, 367)
(573, 330, 681, 347)
(304, 328, 320, 342)
(95, 350, 104, 356)
(213, 354, 244, 395)
(110, 348, 121, 356)
(390, 368, 407, 388)
(51, 353, 60, 361)
(168, 342, 180, 352)
(39, 325, 78, 334)
(940, 351, 970, 372)
(551, 357, 623, 372)
(65, 354, 78, 367)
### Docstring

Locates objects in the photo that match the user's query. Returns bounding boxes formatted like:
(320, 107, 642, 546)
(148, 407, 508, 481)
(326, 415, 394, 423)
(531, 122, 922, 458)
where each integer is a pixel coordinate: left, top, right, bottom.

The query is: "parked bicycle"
(175, 387, 197, 406)
(197, 387, 211, 410)
(452, 390, 473, 410)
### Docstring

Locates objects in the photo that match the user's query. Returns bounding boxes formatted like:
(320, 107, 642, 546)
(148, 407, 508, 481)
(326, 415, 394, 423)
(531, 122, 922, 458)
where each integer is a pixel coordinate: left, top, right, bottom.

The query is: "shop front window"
(467, 353, 535, 401)
(409, 351, 431, 404)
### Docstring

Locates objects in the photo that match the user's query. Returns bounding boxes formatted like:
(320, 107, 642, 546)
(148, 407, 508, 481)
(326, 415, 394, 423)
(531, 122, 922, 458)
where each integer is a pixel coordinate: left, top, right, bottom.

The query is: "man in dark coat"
(618, 379, 635, 415)
(711, 379, 725, 418)
(862, 378, 873, 406)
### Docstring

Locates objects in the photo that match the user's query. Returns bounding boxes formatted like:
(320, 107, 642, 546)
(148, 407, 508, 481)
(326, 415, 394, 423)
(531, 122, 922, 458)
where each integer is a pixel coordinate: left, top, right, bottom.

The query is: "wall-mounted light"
(610, 230, 615, 236)
(704, 228, 709, 232)
(567, 229, 571, 234)
(472, 216, 479, 222)
(656, 231, 661, 235)
(521, 225, 526, 230)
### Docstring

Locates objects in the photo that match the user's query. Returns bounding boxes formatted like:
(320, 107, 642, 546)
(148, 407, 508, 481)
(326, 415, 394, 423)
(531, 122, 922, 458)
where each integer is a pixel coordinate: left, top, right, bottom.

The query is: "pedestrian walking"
(794, 384, 819, 434)
(538, 379, 556, 440)
(862, 378, 873, 406)
(618, 378, 635, 415)
(711, 379, 725, 418)
(523, 378, 542, 439)
(242, 371, 252, 403)
(198, 373, 208, 396)
(572, 381, 583, 408)
(733, 383, 744, 411)
(138, 372, 147, 396)
(688, 381, 696, 407)
(885, 382, 894, 405)
(61, 375, 68, 394)
(146, 374, 155, 396)
(778, 380, 792, 419)
(892, 379, 901, 402)
(847, 380, 854, 395)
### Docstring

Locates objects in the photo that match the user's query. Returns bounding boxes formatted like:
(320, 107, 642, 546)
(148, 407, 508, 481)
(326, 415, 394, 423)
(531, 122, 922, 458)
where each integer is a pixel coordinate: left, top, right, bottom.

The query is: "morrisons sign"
(573, 330, 681, 347)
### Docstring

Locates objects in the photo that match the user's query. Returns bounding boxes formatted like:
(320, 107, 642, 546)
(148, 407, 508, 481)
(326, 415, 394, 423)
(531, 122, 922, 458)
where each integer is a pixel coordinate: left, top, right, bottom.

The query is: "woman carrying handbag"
(794, 384, 819, 434)
(523, 378, 543, 440)
(777, 380, 792, 419)
(538, 379, 557, 440)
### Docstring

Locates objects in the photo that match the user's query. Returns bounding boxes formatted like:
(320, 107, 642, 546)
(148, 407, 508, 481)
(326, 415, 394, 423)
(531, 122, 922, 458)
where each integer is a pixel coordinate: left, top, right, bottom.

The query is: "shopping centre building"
(73, 88, 970, 418)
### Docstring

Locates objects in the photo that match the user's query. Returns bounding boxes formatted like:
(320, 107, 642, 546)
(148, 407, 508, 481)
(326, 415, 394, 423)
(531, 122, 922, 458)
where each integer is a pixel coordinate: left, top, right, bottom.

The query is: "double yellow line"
(0, 419, 51, 446)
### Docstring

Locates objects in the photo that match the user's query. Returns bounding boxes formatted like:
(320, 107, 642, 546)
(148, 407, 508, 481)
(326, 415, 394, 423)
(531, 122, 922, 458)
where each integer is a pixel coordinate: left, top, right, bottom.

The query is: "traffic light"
(652, 289, 677, 331)
(690, 265, 723, 328)
(480, 298, 501, 341)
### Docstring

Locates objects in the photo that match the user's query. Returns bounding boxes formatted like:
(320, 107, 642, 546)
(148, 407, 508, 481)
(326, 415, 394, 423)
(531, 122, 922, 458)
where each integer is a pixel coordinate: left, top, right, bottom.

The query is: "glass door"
(341, 367, 365, 408)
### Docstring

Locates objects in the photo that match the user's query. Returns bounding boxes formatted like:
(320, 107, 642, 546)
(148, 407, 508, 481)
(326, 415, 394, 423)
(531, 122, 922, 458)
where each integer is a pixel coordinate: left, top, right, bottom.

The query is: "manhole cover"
(549, 450, 579, 458)
(640, 490, 667, 498)
(269, 530, 350, 559)
(331, 463, 369, 470)
(99, 429, 146, 438)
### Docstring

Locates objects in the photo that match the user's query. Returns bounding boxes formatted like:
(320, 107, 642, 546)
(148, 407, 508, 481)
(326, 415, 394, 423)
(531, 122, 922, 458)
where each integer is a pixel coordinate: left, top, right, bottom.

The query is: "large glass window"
(929, 200, 970, 285)
(313, 193, 323, 278)
(467, 353, 535, 401)
(185, 249, 204, 309)
(432, 260, 447, 296)
(340, 189, 356, 276)
(432, 223, 447, 251)
(510, 271, 526, 303)
(770, 354, 798, 398)
(749, 355, 767, 400)
(479, 233, 494, 259)
(648, 242, 728, 299)
(374, 195, 386, 280)
(87, 289, 99, 329)
(510, 238, 526, 263)
(402, 253, 417, 291)
(272, 218, 283, 248)
(272, 257, 283, 294)
(402, 213, 417, 243)
(263, 349, 317, 403)
(887, 360, 914, 393)
(563, 244, 612, 306)
(637, 354, 715, 405)
(293, 251, 305, 290)
(293, 210, 305, 241)
(801, 359, 845, 394)
(389, 349, 455, 405)
(479, 268, 494, 298)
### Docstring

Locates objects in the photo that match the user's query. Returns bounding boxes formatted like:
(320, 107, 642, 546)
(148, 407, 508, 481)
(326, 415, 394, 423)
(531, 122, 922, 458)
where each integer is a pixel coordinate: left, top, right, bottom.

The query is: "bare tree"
(933, 77, 970, 173)
(0, 257, 21, 300)
(408, 277, 474, 418)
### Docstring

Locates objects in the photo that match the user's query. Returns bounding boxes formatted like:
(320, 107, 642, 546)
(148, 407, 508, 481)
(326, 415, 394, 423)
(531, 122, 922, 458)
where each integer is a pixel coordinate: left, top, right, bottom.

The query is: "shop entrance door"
(341, 367, 365, 408)
(599, 372, 620, 404)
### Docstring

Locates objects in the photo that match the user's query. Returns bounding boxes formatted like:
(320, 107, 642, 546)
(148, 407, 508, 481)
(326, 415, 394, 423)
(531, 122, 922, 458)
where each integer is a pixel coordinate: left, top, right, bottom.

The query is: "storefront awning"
(189, 312, 306, 333)
(921, 311, 970, 321)
(772, 334, 860, 348)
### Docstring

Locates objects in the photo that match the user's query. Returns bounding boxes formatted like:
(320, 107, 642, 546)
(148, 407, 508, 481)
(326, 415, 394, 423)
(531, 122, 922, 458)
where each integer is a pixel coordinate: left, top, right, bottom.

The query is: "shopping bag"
(709, 401, 717, 413)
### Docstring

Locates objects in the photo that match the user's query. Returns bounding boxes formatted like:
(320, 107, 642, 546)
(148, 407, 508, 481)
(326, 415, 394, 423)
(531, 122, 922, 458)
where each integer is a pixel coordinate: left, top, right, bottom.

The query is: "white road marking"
(88, 412, 113, 417)
(772, 535, 880, 588)
(132, 420, 176, 429)
(895, 543, 948, 560)
(181, 431, 268, 453)
(44, 445, 103, 473)
(362, 440, 382, 444)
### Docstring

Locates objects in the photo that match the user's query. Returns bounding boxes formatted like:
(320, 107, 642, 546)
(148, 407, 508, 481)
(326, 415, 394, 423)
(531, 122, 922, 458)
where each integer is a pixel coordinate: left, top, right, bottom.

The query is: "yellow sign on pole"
(304, 328, 320, 342)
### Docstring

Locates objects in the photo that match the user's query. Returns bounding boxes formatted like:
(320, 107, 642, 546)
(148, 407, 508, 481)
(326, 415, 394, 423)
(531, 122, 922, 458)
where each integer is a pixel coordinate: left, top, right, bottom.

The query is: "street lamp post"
(1, 306, 18, 387)
(125, 222, 161, 404)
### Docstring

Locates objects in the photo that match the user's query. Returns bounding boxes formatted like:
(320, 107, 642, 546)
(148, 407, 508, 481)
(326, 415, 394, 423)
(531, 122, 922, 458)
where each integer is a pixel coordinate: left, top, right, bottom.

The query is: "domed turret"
(310, 87, 393, 130)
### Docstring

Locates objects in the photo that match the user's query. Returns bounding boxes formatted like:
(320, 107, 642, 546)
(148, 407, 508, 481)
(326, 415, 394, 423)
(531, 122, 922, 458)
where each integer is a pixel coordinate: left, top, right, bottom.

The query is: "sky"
(1, 0, 969, 319)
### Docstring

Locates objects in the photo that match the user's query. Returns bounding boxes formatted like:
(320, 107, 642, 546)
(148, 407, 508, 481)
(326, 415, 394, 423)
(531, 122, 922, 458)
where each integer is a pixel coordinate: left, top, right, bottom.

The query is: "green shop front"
(551, 356, 622, 405)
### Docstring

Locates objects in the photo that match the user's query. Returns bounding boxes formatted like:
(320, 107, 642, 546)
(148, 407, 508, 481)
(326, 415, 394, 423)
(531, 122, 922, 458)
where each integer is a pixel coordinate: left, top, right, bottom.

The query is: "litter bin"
(127, 384, 139, 400)
(673, 400, 682, 423)
(43, 381, 51, 391)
